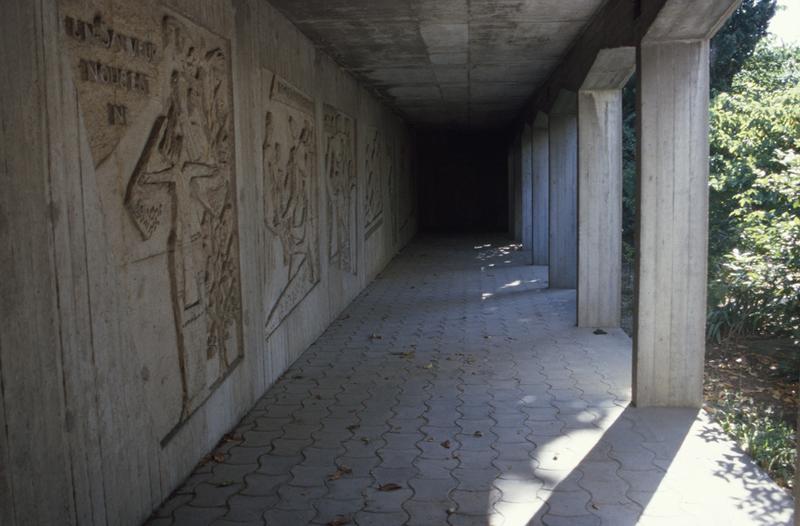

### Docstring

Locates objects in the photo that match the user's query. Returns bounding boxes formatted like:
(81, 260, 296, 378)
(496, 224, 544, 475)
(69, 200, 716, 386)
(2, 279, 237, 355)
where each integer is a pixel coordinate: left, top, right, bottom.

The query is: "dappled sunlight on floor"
(149, 234, 794, 526)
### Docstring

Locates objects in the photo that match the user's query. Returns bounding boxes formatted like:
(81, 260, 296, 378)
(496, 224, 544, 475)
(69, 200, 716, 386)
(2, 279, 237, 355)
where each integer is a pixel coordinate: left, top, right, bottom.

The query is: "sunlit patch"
(501, 280, 522, 288)
(491, 479, 546, 526)
(482, 292, 494, 300)
(573, 410, 598, 424)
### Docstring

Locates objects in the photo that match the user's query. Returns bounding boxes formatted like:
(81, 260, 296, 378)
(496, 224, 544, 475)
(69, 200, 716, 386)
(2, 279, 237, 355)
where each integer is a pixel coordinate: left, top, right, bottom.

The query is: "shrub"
(710, 390, 796, 488)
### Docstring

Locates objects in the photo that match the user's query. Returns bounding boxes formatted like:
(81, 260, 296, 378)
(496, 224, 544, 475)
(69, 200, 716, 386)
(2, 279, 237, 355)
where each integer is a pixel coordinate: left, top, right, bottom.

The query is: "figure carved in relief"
(264, 111, 317, 284)
(262, 79, 320, 335)
(364, 129, 383, 237)
(325, 109, 356, 274)
(125, 15, 242, 423)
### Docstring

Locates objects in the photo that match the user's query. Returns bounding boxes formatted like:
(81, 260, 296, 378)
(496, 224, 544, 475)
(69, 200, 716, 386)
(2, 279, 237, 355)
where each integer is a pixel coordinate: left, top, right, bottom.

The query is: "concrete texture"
(1, 1, 416, 524)
(521, 124, 534, 262)
(577, 89, 623, 328)
(1, 0, 762, 524)
(548, 92, 578, 289)
(266, 0, 607, 129)
(512, 133, 523, 243)
(633, 40, 710, 408)
(574, 45, 634, 330)
(575, 50, 634, 328)
(531, 114, 550, 266)
(147, 236, 794, 525)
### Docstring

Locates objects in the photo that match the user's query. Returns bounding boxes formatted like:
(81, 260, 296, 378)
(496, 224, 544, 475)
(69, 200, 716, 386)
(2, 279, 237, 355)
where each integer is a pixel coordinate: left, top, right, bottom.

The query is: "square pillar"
(512, 134, 523, 243)
(633, 40, 710, 407)
(531, 114, 549, 266)
(521, 123, 533, 260)
(507, 146, 514, 235)
(577, 89, 623, 328)
(548, 92, 578, 289)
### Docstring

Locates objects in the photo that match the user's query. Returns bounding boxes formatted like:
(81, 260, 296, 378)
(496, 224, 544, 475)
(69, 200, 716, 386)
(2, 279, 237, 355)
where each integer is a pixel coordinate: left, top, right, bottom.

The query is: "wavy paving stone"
(147, 236, 794, 526)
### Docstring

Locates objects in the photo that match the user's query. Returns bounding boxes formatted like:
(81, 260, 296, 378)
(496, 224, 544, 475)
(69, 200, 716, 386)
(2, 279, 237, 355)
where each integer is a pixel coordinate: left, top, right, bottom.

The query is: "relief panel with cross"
(58, 0, 243, 442)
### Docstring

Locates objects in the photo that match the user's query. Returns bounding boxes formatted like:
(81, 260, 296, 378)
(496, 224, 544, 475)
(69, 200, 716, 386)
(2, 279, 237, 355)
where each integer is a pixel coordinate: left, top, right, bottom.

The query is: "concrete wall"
(0, 0, 417, 524)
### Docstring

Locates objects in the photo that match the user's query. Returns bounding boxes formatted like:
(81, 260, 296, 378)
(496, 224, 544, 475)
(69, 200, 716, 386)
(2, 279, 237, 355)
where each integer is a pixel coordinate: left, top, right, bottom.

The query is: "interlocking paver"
(146, 236, 795, 526)
(223, 494, 279, 522)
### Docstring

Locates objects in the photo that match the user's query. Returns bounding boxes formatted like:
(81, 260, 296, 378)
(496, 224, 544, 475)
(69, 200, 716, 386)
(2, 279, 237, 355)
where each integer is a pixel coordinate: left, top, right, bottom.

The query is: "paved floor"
(148, 235, 795, 526)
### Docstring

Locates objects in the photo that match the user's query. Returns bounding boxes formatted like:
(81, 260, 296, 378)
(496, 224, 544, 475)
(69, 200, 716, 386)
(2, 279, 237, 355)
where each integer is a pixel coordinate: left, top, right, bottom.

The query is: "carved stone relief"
(60, 0, 243, 441)
(324, 105, 357, 275)
(364, 128, 384, 238)
(60, 2, 162, 166)
(263, 75, 320, 336)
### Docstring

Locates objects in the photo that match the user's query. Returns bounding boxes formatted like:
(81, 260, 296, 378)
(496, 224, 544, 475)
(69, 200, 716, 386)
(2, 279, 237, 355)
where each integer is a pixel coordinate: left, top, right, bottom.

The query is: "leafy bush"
(707, 41, 800, 343)
(710, 390, 796, 488)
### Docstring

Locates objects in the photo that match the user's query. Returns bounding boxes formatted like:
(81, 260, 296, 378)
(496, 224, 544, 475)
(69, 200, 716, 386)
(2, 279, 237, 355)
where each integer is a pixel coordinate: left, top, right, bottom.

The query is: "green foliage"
(621, 0, 778, 245)
(711, 390, 796, 488)
(707, 42, 800, 342)
(710, 0, 777, 93)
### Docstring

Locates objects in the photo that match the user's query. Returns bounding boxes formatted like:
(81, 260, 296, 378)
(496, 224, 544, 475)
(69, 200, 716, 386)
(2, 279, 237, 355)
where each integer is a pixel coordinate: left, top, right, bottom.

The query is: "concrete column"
(548, 92, 578, 288)
(512, 134, 523, 243)
(633, 40, 710, 407)
(577, 90, 622, 327)
(507, 145, 514, 235)
(576, 48, 634, 328)
(531, 114, 549, 265)
(521, 123, 533, 260)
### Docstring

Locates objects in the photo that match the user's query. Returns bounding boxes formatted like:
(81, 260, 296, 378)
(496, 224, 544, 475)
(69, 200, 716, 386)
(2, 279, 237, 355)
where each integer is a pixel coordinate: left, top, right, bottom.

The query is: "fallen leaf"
(369, 333, 383, 340)
(212, 452, 226, 463)
(378, 483, 402, 492)
(441, 440, 451, 449)
(593, 329, 607, 335)
(328, 466, 353, 481)
(474, 431, 483, 437)
(327, 516, 351, 526)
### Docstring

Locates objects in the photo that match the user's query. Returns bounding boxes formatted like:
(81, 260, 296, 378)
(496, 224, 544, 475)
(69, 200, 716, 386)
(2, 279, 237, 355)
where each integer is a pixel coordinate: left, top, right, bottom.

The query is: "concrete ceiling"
(267, 0, 607, 130)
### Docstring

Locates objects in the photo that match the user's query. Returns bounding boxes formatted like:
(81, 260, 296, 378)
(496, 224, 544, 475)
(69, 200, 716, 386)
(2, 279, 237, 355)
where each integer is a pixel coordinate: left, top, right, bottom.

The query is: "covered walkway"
(149, 237, 793, 526)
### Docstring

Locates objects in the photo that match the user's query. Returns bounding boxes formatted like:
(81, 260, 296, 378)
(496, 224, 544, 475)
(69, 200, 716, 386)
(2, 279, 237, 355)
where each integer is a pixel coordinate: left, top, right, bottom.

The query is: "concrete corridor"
(148, 236, 793, 526)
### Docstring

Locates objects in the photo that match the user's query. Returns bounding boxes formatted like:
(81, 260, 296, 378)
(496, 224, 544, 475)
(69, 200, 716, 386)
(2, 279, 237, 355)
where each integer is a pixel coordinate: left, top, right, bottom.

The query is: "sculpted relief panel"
(263, 75, 320, 336)
(60, 3, 161, 166)
(364, 128, 384, 239)
(324, 105, 357, 275)
(60, 0, 243, 441)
